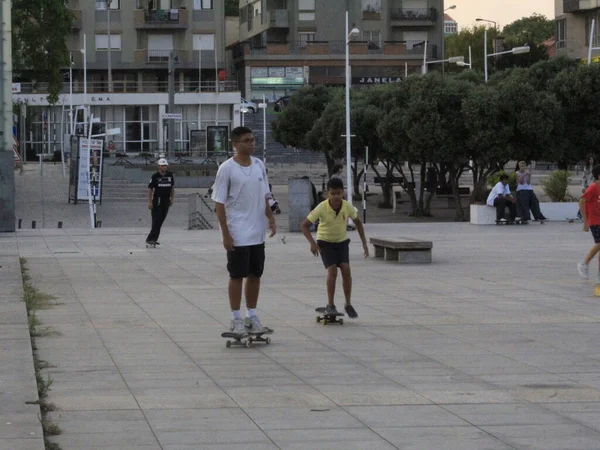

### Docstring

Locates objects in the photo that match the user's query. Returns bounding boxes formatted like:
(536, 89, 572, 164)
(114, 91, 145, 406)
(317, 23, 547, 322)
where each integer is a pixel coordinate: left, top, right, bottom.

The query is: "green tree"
(225, 0, 239, 16)
(501, 13, 555, 44)
(445, 25, 490, 73)
(12, 0, 73, 104)
(271, 85, 337, 172)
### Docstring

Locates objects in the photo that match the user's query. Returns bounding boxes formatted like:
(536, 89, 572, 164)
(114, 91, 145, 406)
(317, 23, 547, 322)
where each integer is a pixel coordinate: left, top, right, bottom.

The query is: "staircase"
(101, 178, 148, 202)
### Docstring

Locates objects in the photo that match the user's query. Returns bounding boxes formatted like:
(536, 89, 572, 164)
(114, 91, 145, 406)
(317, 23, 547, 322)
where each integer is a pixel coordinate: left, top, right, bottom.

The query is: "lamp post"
(444, 5, 456, 11)
(107, 0, 113, 92)
(456, 46, 473, 69)
(81, 34, 88, 130)
(345, 10, 360, 206)
(484, 32, 530, 82)
(424, 55, 465, 68)
(476, 17, 498, 57)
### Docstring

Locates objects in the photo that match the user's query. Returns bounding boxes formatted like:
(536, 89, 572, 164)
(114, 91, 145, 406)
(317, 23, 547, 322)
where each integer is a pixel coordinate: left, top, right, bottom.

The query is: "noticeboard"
(206, 126, 229, 156)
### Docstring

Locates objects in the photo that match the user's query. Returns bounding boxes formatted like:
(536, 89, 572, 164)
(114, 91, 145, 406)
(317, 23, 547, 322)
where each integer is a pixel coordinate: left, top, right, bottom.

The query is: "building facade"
(444, 13, 457, 35)
(555, 0, 600, 61)
(230, 0, 445, 100)
(13, 0, 242, 157)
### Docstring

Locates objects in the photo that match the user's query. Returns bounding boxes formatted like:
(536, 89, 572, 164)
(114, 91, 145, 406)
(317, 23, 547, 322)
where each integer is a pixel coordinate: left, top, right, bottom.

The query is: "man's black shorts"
(227, 243, 265, 279)
(317, 239, 350, 269)
(590, 225, 600, 243)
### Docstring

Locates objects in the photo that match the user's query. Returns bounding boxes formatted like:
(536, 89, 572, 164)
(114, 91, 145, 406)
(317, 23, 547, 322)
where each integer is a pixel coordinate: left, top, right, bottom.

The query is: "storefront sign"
(251, 67, 269, 77)
(353, 77, 402, 84)
(251, 77, 305, 85)
(268, 67, 285, 77)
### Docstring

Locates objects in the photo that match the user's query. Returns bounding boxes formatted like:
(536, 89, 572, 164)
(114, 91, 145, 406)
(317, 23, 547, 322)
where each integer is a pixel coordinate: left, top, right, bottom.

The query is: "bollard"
(31, 221, 36, 229)
(18, 219, 22, 229)
(58, 221, 63, 229)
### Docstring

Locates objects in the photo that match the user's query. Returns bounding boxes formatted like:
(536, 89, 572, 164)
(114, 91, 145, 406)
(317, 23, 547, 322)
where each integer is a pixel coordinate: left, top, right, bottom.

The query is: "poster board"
(206, 125, 229, 157)
(68, 136, 104, 203)
(189, 129, 206, 154)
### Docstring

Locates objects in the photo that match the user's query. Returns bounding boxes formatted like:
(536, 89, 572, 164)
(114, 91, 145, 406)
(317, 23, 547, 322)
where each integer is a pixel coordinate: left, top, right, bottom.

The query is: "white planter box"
(539, 202, 579, 221)
(470, 204, 497, 225)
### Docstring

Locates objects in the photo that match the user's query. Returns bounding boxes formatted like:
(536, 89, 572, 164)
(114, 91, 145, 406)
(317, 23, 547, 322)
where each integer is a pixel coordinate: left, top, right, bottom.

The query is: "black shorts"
(317, 239, 350, 269)
(591, 225, 600, 243)
(227, 243, 265, 279)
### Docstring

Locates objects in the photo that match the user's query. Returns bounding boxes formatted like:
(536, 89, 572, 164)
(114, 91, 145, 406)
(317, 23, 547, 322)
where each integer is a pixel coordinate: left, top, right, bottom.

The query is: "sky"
(446, 0, 554, 30)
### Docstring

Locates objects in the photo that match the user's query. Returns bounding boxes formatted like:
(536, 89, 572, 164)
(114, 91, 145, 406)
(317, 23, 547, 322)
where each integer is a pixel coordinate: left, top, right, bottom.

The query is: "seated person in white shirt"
(487, 174, 518, 222)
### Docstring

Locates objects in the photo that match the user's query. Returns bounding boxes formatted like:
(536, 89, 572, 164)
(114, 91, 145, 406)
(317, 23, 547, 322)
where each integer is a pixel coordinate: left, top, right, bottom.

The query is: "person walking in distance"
(211, 127, 277, 334)
(146, 158, 174, 245)
(577, 164, 600, 281)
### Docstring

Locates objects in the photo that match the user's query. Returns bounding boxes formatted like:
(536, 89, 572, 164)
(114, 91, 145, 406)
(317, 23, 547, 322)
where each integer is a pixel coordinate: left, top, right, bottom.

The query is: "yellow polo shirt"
(307, 199, 358, 243)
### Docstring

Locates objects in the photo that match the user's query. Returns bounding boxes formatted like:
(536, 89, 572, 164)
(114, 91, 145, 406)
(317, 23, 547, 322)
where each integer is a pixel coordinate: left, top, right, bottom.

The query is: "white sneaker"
(230, 318, 246, 334)
(244, 315, 264, 333)
(578, 262, 589, 280)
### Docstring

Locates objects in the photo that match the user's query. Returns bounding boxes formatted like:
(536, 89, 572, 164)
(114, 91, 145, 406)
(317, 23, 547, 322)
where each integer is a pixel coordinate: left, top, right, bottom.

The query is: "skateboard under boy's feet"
(496, 219, 528, 225)
(146, 241, 157, 248)
(221, 328, 273, 348)
(315, 307, 345, 325)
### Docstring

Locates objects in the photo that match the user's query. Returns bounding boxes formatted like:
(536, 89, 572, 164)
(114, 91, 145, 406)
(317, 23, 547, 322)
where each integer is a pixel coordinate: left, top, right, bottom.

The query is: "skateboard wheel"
(226, 340, 231, 348)
(339, 319, 344, 325)
(265, 337, 271, 345)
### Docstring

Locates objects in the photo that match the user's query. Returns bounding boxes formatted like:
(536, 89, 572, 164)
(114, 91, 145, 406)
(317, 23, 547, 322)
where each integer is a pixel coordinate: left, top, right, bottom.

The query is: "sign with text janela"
(77, 139, 103, 201)
(352, 77, 402, 85)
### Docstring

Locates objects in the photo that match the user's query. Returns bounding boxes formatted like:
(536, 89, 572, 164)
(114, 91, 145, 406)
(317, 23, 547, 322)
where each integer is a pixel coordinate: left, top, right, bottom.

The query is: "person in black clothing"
(146, 158, 175, 244)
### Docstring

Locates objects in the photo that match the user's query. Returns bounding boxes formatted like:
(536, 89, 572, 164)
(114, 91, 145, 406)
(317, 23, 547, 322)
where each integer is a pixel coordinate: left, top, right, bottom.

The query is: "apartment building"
(229, 0, 445, 100)
(13, 0, 243, 155)
(444, 13, 457, 35)
(555, 0, 600, 61)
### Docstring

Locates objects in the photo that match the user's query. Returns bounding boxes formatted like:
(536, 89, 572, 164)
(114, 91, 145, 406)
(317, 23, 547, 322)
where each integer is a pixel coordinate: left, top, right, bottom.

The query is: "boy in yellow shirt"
(301, 178, 369, 318)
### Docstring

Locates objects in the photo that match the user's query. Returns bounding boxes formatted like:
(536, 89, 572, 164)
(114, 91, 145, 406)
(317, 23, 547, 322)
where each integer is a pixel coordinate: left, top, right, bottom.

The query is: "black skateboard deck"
(315, 307, 345, 325)
(221, 328, 273, 348)
(496, 219, 528, 225)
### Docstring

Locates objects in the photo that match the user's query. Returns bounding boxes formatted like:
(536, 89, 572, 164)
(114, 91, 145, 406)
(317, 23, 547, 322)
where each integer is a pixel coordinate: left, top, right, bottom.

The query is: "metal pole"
(39, 155, 45, 228)
(468, 45, 472, 70)
(87, 114, 95, 228)
(405, 62, 408, 78)
(262, 94, 266, 166)
(363, 146, 368, 224)
(215, 47, 219, 125)
(345, 10, 353, 207)
(83, 33, 88, 128)
(422, 40, 428, 74)
(60, 106, 65, 178)
(484, 30, 488, 82)
(69, 53, 74, 134)
(588, 19, 595, 65)
(107, 0, 113, 92)
(168, 51, 175, 155)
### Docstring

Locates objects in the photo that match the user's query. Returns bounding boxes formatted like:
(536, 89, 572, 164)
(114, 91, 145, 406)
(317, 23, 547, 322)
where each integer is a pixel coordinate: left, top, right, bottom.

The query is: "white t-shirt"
(211, 156, 270, 246)
(515, 170, 533, 191)
(487, 181, 511, 206)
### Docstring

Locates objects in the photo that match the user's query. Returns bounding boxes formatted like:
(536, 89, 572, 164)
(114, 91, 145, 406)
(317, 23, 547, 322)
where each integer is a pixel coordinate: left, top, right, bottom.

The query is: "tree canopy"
(12, 0, 73, 104)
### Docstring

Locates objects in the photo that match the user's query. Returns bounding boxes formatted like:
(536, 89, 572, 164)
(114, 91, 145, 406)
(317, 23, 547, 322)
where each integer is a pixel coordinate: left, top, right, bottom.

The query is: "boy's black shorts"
(317, 239, 350, 269)
(590, 225, 600, 243)
(227, 243, 265, 279)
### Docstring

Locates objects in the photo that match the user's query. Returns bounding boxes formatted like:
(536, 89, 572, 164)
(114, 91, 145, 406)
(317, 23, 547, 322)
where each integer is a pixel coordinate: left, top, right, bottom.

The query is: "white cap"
(158, 158, 168, 166)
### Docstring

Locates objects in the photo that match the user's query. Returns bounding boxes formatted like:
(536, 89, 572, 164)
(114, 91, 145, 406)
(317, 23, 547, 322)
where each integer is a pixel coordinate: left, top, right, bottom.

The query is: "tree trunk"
(324, 152, 335, 177)
(371, 164, 393, 208)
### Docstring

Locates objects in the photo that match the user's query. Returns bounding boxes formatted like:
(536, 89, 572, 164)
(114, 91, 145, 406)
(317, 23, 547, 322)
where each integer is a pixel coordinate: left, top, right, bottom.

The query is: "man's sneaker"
(326, 304, 338, 315)
(230, 318, 246, 335)
(578, 262, 590, 280)
(244, 316, 264, 333)
(345, 304, 358, 319)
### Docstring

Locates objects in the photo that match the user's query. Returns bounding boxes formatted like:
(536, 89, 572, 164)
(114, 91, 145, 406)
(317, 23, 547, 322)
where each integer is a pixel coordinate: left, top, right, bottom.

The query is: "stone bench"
(370, 237, 433, 264)
(470, 204, 497, 225)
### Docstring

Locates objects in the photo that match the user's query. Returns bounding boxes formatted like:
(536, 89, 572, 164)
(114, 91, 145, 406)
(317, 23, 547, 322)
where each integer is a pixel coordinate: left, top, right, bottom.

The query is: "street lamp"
(456, 46, 473, 69)
(476, 17, 498, 54)
(241, 107, 249, 126)
(484, 29, 530, 82)
(425, 55, 465, 67)
(80, 34, 88, 129)
(107, 0, 113, 93)
(345, 10, 359, 207)
(444, 5, 456, 11)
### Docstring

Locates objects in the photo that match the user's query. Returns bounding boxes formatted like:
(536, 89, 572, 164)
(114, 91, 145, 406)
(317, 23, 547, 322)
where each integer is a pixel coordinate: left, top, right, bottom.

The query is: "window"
(586, 12, 600, 46)
(299, 32, 315, 48)
(193, 34, 215, 50)
(95, 34, 121, 50)
(299, 0, 315, 21)
(556, 19, 566, 50)
(193, 0, 213, 9)
(362, 0, 381, 14)
(96, 0, 119, 9)
(363, 31, 381, 47)
(444, 21, 457, 34)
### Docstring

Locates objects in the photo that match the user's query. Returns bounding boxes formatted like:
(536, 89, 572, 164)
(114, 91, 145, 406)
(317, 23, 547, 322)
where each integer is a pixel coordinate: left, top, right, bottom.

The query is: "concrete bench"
(470, 204, 496, 225)
(370, 237, 433, 264)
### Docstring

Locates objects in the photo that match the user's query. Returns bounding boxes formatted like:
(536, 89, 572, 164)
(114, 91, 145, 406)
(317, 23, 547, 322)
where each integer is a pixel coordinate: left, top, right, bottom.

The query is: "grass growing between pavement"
(20, 258, 63, 449)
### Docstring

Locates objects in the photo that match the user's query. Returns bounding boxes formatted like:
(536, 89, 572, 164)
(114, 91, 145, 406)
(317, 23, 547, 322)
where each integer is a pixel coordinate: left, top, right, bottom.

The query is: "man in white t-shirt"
(486, 174, 518, 222)
(211, 126, 277, 335)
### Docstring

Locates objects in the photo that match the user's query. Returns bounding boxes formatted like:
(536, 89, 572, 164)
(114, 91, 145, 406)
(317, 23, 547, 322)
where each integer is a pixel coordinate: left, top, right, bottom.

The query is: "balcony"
(390, 8, 437, 26)
(135, 49, 191, 65)
(563, 0, 600, 12)
(134, 8, 189, 29)
(235, 40, 437, 59)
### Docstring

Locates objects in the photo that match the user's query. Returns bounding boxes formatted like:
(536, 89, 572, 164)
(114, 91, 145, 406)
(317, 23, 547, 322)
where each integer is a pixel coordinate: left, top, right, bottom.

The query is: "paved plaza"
(2, 220, 600, 449)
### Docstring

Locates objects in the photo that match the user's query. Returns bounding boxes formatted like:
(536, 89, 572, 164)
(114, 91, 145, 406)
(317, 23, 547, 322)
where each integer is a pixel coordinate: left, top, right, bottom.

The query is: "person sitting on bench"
(487, 174, 518, 222)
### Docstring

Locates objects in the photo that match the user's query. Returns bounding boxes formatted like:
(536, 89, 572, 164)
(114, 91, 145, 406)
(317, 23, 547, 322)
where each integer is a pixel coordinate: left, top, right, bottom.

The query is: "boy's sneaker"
(326, 305, 338, 315)
(230, 318, 246, 335)
(344, 304, 358, 319)
(578, 262, 590, 280)
(244, 316, 264, 333)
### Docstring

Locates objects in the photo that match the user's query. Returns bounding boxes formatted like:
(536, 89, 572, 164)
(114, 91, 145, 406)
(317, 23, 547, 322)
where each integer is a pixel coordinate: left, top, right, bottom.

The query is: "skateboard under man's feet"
(221, 327, 274, 348)
(495, 218, 528, 225)
(315, 307, 345, 325)
(145, 241, 161, 248)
